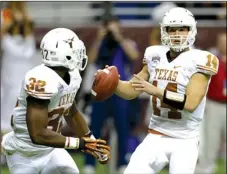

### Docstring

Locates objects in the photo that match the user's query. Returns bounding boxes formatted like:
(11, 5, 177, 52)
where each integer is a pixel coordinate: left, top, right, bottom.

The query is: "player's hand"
(94, 65, 109, 76)
(131, 74, 156, 95)
(94, 149, 111, 164)
(79, 137, 111, 164)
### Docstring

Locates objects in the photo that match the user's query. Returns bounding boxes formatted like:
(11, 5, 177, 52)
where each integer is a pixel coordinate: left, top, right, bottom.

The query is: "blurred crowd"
(94, 2, 226, 22)
(1, 2, 226, 174)
(1, 2, 36, 133)
(175, 2, 226, 20)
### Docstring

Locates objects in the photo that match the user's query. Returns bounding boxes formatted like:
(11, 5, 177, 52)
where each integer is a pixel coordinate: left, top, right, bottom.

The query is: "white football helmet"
(160, 7, 197, 52)
(40, 28, 88, 71)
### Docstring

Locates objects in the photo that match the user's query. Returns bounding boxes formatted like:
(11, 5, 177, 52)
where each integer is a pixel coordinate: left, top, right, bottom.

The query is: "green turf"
(1, 153, 225, 174)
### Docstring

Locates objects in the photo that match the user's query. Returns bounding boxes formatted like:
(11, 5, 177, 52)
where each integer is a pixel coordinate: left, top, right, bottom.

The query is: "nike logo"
(174, 66, 181, 69)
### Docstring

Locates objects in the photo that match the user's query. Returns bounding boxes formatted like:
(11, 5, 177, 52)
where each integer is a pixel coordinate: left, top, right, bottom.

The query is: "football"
(91, 66, 119, 101)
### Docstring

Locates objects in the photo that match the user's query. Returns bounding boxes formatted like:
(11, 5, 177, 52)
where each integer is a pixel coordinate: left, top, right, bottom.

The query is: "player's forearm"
(183, 95, 203, 113)
(65, 111, 90, 137)
(155, 88, 200, 113)
(115, 80, 141, 100)
(64, 103, 90, 137)
(30, 128, 66, 148)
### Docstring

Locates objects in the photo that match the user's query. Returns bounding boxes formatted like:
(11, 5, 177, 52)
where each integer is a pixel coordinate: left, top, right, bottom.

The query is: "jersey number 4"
(206, 54, 218, 70)
(26, 78, 46, 92)
(152, 80, 182, 119)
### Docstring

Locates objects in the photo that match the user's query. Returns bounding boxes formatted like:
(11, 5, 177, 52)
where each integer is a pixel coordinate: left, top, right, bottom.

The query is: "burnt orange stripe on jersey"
(27, 93, 52, 97)
(197, 68, 217, 74)
(25, 89, 53, 95)
(148, 129, 168, 136)
(25, 91, 53, 98)
(197, 65, 217, 74)
(197, 65, 217, 72)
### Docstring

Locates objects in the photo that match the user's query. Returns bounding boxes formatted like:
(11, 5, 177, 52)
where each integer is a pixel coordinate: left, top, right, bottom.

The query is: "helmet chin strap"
(171, 45, 188, 52)
(170, 44, 190, 53)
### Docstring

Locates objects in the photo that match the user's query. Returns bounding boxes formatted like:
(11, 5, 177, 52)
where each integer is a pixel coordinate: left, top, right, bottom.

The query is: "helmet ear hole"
(66, 56, 71, 60)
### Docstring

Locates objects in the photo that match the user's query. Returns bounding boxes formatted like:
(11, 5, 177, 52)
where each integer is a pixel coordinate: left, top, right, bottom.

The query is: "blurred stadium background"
(1, 1, 226, 174)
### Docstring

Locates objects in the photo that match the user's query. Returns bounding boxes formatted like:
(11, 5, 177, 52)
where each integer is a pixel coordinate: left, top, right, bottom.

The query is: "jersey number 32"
(26, 77, 46, 92)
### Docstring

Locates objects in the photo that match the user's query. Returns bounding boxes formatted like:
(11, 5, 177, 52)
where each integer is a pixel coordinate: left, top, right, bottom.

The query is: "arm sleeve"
(24, 71, 59, 100)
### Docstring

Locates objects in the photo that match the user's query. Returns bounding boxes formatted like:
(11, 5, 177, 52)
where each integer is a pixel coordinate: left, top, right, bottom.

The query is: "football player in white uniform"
(98, 7, 219, 173)
(2, 28, 110, 174)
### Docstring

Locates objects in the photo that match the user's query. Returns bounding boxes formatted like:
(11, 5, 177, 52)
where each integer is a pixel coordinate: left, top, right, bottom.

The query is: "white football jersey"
(145, 46, 219, 138)
(2, 64, 82, 156)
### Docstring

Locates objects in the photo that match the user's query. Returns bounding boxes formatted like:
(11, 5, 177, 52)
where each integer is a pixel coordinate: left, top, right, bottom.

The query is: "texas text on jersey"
(144, 45, 219, 138)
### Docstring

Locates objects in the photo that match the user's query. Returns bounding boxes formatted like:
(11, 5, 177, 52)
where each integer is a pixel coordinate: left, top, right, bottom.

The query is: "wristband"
(163, 90, 186, 110)
(64, 137, 80, 149)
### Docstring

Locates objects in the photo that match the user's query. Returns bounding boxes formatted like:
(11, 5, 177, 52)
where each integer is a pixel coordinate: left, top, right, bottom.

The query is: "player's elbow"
(29, 130, 46, 145)
(124, 95, 137, 100)
(185, 97, 201, 113)
(185, 106, 196, 113)
(30, 135, 42, 145)
(115, 92, 137, 100)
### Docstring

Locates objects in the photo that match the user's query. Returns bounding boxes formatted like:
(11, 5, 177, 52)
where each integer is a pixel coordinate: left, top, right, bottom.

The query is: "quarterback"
(2, 28, 110, 174)
(100, 7, 219, 173)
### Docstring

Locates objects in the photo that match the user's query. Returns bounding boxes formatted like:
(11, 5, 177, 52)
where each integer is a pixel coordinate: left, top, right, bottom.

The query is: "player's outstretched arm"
(26, 96, 109, 154)
(158, 73, 210, 112)
(63, 101, 111, 164)
(182, 73, 210, 112)
(114, 65, 149, 100)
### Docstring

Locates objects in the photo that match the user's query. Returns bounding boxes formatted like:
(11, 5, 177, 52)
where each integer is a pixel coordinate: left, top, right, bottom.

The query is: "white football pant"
(5, 148, 79, 174)
(124, 133, 199, 174)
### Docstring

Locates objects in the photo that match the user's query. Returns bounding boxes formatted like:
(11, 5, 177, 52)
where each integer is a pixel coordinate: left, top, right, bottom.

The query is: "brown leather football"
(91, 66, 119, 101)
